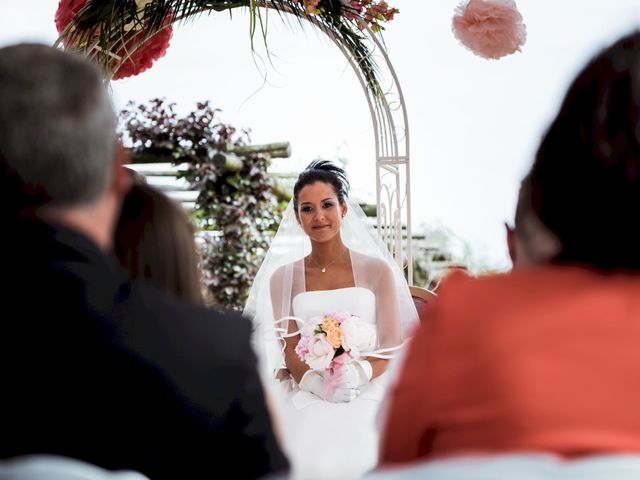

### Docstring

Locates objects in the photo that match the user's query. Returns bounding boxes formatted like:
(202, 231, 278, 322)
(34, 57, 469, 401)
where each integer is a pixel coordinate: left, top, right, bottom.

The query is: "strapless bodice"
(292, 287, 376, 327)
(281, 287, 383, 479)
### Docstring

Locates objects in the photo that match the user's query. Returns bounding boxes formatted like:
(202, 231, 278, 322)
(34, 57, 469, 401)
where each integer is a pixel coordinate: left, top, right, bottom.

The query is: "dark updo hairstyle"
(293, 160, 350, 210)
(529, 30, 640, 270)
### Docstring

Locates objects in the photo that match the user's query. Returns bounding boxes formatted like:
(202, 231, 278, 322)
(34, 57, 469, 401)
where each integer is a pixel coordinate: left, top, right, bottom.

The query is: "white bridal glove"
(339, 359, 373, 389)
(298, 370, 360, 403)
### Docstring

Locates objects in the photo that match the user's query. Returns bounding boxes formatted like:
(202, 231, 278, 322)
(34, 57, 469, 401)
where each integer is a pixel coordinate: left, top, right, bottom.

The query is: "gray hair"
(0, 43, 117, 207)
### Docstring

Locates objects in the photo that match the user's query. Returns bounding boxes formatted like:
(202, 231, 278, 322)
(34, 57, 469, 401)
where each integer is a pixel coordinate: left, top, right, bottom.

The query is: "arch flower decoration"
(55, 0, 398, 98)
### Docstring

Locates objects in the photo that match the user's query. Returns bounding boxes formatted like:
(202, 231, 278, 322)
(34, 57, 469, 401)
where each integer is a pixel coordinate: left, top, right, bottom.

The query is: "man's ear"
(112, 142, 132, 196)
(505, 222, 517, 267)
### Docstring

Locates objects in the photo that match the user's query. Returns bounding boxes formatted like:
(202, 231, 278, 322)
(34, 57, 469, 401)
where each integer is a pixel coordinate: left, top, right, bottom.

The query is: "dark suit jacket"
(0, 216, 288, 479)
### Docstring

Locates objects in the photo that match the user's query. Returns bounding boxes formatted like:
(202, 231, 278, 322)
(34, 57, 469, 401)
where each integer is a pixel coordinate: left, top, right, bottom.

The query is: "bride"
(244, 160, 418, 479)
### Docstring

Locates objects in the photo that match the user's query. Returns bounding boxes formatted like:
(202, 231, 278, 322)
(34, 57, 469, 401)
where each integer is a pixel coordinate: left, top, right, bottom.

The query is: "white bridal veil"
(243, 197, 419, 381)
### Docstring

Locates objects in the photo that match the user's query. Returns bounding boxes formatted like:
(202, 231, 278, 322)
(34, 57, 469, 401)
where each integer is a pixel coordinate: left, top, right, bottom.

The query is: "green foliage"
(119, 98, 283, 310)
(410, 257, 431, 290)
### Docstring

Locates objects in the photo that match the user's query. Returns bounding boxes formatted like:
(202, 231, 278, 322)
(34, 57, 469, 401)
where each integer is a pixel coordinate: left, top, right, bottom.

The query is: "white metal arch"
(296, 6, 413, 283)
(57, 1, 413, 282)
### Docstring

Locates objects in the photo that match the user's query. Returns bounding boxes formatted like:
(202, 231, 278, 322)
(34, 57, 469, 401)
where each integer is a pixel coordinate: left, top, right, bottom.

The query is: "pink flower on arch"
(55, 0, 173, 80)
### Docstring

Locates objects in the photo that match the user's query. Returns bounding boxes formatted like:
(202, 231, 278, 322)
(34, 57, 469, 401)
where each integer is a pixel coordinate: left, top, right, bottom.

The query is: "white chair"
(365, 454, 640, 480)
(0, 456, 150, 480)
(408, 286, 437, 321)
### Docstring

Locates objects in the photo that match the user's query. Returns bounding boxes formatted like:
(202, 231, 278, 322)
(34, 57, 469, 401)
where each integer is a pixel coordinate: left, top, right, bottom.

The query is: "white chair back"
(0, 456, 150, 480)
(365, 454, 640, 480)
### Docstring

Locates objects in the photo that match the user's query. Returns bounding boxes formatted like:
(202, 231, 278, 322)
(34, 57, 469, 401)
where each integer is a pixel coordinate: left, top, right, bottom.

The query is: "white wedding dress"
(244, 201, 419, 480)
(273, 286, 390, 480)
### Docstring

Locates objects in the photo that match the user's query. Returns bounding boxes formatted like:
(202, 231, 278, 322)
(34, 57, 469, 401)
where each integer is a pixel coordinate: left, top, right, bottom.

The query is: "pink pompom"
(452, 0, 526, 60)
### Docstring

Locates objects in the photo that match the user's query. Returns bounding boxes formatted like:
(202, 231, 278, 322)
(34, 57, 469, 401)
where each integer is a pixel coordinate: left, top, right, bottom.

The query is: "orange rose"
(321, 317, 340, 334)
(325, 326, 344, 349)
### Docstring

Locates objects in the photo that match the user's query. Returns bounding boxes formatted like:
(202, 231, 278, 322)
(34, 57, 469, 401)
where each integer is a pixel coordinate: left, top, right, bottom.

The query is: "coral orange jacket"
(380, 266, 640, 464)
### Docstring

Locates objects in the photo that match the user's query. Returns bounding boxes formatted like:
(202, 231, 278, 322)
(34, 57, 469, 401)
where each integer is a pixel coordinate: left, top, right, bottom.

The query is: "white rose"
(301, 316, 322, 336)
(341, 316, 377, 358)
(305, 334, 335, 371)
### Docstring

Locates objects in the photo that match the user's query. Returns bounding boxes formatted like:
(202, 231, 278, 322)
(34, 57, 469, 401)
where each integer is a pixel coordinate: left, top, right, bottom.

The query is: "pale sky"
(2, 1, 640, 270)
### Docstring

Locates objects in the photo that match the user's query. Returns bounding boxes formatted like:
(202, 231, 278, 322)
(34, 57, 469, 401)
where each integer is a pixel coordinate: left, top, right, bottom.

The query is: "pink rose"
(295, 335, 312, 360)
(327, 311, 350, 324)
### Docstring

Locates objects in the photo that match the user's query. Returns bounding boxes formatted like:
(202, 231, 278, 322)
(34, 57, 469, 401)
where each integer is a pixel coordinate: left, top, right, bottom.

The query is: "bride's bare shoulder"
(270, 259, 305, 285)
(350, 250, 389, 267)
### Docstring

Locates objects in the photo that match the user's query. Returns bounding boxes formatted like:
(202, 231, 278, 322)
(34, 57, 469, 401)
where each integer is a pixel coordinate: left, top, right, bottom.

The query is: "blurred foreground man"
(0, 43, 288, 480)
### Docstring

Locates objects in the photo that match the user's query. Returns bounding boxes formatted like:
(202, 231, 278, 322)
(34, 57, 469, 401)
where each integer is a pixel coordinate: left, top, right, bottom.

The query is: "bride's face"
(296, 181, 347, 242)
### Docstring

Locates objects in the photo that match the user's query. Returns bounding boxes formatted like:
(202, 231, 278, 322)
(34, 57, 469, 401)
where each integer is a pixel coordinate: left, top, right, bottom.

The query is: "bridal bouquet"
(295, 311, 376, 394)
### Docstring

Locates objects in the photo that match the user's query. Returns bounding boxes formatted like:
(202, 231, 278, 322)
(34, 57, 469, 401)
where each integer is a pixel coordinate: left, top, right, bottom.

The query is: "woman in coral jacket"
(380, 30, 640, 465)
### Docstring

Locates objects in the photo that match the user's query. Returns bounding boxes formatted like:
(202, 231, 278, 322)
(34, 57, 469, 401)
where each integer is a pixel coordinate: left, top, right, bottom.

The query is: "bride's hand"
(325, 385, 360, 403)
(298, 370, 360, 403)
(339, 360, 373, 389)
(298, 370, 324, 397)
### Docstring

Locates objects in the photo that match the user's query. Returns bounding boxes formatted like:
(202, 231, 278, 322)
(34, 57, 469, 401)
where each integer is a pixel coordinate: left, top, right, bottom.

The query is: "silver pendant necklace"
(309, 248, 347, 273)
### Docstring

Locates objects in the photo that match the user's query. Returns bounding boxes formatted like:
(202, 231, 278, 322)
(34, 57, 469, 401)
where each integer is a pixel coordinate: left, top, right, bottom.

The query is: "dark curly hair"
(293, 160, 350, 210)
(529, 30, 640, 270)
